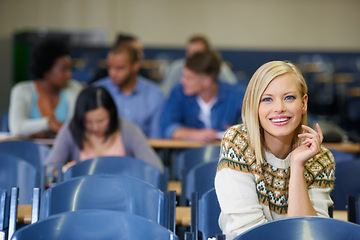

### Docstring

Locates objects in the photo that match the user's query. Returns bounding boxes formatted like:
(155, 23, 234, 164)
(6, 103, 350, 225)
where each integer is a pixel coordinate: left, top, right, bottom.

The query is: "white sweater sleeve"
(9, 82, 50, 136)
(215, 168, 268, 240)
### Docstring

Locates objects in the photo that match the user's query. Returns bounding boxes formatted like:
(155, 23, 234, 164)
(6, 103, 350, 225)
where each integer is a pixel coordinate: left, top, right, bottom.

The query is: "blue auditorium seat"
(0, 153, 41, 205)
(40, 175, 173, 229)
(233, 216, 360, 240)
(12, 209, 179, 240)
(62, 156, 167, 192)
(189, 189, 223, 240)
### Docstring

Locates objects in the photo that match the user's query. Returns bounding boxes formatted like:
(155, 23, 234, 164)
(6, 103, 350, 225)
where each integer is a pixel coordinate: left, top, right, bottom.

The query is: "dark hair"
(30, 38, 70, 79)
(185, 50, 221, 82)
(69, 86, 119, 149)
(111, 44, 140, 63)
(113, 33, 137, 49)
(188, 34, 211, 51)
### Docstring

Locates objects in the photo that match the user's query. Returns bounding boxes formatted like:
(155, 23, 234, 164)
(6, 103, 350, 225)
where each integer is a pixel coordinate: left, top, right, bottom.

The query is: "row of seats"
(4, 185, 360, 240)
(0, 140, 220, 206)
(0, 174, 177, 239)
(1, 140, 360, 239)
(2, 175, 222, 239)
(0, 140, 222, 239)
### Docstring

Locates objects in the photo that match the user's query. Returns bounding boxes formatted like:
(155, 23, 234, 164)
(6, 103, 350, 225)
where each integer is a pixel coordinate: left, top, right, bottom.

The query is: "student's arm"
(44, 123, 75, 175)
(148, 89, 165, 139)
(215, 127, 268, 239)
(172, 127, 219, 143)
(9, 82, 50, 136)
(122, 119, 164, 173)
(288, 124, 324, 217)
(161, 84, 220, 142)
(160, 84, 185, 139)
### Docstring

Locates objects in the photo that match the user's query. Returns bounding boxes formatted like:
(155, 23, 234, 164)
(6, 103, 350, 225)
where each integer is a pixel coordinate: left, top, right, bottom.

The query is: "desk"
(176, 206, 191, 226)
(12, 138, 360, 154)
(148, 139, 220, 149)
(31, 138, 222, 149)
(31, 138, 55, 146)
(323, 142, 360, 153)
(168, 181, 182, 195)
(17, 205, 32, 224)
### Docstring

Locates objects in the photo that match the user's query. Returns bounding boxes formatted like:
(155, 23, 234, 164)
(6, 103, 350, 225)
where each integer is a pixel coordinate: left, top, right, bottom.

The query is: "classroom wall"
(0, 0, 360, 111)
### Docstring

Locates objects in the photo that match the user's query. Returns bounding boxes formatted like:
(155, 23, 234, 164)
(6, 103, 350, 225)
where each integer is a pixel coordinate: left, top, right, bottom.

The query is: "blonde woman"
(215, 61, 335, 239)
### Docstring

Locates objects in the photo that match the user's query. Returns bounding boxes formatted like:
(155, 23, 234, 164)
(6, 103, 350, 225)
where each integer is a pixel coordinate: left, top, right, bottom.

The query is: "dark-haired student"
(160, 50, 244, 143)
(9, 37, 82, 137)
(93, 44, 165, 138)
(45, 87, 164, 176)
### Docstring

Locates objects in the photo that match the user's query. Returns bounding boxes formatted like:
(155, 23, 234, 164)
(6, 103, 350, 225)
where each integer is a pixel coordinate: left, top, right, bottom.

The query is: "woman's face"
(84, 107, 110, 137)
(258, 73, 307, 143)
(44, 55, 72, 88)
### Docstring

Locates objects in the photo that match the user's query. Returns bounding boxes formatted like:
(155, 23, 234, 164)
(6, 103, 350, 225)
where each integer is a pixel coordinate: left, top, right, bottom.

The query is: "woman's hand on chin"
(291, 123, 323, 167)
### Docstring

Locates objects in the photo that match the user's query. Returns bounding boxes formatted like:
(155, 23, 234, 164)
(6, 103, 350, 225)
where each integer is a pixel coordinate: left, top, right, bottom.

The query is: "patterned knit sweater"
(215, 124, 335, 240)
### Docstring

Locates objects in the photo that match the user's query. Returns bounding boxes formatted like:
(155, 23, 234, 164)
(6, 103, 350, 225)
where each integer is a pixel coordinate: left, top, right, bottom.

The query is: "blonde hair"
(241, 61, 308, 164)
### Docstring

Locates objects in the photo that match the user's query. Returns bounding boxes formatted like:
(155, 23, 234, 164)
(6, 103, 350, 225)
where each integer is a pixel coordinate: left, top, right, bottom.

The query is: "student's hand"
(48, 117, 63, 132)
(29, 131, 55, 139)
(291, 123, 323, 167)
(197, 128, 219, 143)
(62, 160, 77, 173)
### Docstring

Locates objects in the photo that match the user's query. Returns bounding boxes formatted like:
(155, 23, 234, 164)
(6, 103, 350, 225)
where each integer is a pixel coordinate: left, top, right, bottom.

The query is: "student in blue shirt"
(93, 44, 165, 138)
(160, 50, 245, 143)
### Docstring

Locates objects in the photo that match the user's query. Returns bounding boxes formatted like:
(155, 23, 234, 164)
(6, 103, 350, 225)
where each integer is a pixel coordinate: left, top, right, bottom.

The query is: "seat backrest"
(40, 175, 169, 227)
(0, 153, 39, 204)
(63, 156, 165, 192)
(175, 145, 220, 180)
(329, 149, 357, 163)
(0, 140, 50, 169)
(331, 160, 360, 210)
(185, 161, 218, 203)
(12, 209, 179, 240)
(233, 217, 360, 240)
(198, 189, 222, 240)
(0, 112, 9, 132)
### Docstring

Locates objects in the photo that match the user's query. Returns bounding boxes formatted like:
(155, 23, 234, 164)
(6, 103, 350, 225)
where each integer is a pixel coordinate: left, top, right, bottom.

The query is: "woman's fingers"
(315, 123, 324, 142)
(299, 124, 323, 143)
(298, 124, 323, 153)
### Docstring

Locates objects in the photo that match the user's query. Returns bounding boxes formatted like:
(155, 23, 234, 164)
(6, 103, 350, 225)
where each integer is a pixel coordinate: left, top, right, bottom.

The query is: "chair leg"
(167, 191, 176, 234)
(180, 169, 187, 206)
(190, 192, 199, 240)
(328, 205, 334, 218)
(163, 167, 170, 193)
(8, 187, 18, 240)
(216, 234, 226, 240)
(31, 188, 41, 224)
(184, 232, 195, 240)
(347, 195, 356, 223)
(57, 165, 63, 183)
(40, 166, 46, 192)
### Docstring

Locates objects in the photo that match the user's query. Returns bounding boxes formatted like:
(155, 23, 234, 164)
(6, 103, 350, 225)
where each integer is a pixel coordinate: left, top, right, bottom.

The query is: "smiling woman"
(258, 73, 308, 158)
(214, 61, 335, 240)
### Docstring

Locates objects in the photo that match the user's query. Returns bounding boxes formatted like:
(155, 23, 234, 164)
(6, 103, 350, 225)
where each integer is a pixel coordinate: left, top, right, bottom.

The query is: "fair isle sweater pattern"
(217, 124, 335, 215)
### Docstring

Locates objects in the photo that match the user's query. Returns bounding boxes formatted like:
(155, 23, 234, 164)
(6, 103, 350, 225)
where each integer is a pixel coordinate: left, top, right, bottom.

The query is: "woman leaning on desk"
(44, 86, 164, 176)
(8, 37, 82, 138)
(215, 61, 335, 240)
